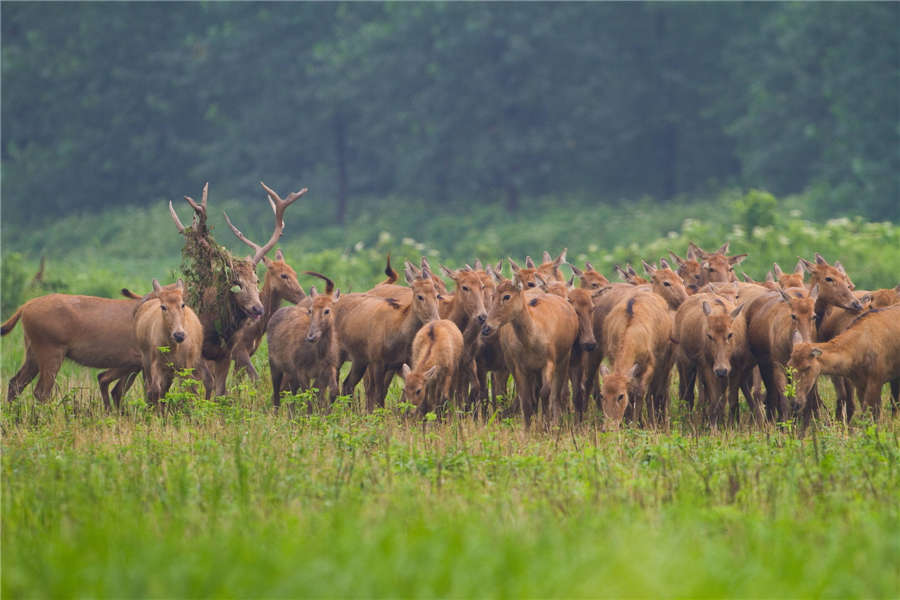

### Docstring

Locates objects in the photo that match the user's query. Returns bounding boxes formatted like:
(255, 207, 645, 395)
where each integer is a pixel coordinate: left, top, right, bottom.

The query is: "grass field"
(3, 326, 900, 597)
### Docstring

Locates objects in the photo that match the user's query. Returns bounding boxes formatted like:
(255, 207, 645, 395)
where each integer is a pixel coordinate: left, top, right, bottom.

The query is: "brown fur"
(599, 292, 673, 429)
(789, 305, 900, 421)
(570, 262, 610, 290)
(134, 281, 205, 406)
(772, 261, 805, 290)
(267, 281, 340, 408)
(481, 276, 578, 424)
(689, 242, 747, 285)
(400, 320, 465, 415)
(537, 249, 567, 282)
(567, 287, 598, 417)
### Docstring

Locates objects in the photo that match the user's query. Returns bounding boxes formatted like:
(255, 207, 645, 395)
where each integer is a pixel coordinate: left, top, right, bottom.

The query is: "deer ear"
(686, 245, 699, 261)
(794, 259, 805, 274)
(702, 301, 712, 316)
(440, 264, 456, 280)
(508, 257, 521, 273)
(730, 303, 745, 319)
(772, 262, 784, 278)
(534, 273, 548, 288)
(474, 258, 483, 271)
(542, 250, 552, 264)
(516, 279, 524, 291)
(567, 275, 575, 288)
(525, 256, 536, 269)
(176, 279, 184, 290)
(717, 242, 730, 255)
(814, 252, 827, 265)
(554, 248, 567, 266)
(779, 288, 791, 303)
(810, 348, 822, 358)
(797, 257, 815, 273)
(766, 271, 775, 283)
(152, 279, 162, 292)
(274, 248, 284, 261)
(423, 365, 438, 380)
(808, 284, 819, 300)
(627, 363, 639, 378)
(729, 254, 748, 266)
(262, 256, 273, 268)
(585, 261, 595, 271)
(668, 250, 685, 266)
(791, 330, 803, 346)
(401, 364, 411, 379)
(570, 264, 584, 277)
(309, 286, 318, 298)
(333, 289, 341, 300)
(404, 266, 416, 284)
(599, 364, 610, 377)
(659, 258, 672, 271)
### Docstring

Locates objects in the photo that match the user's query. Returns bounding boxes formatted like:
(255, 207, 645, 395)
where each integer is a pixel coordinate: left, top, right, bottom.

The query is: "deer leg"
(582, 349, 603, 412)
(677, 361, 697, 412)
(210, 358, 231, 397)
(271, 365, 284, 407)
(341, 360, 367, 399)
(756, 362, 780, 422)
(861, 381, 883, 422)
(231, 347, 259, 382)
(7, 351, 40, 403)
(366, 362, 387, 411)
(34, 350, 65, 403)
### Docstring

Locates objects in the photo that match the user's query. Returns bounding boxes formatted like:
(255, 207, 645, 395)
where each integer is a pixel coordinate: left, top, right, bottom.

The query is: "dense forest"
(2, 2, 898, 225)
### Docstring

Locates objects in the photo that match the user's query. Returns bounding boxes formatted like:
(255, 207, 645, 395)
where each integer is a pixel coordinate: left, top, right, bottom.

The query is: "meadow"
(3, 189, 900, 597)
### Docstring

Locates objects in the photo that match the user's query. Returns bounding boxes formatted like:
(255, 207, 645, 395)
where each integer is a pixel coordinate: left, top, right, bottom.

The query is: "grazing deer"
(228, 248, 306, 381)
(400, 319, 465, 416)
(3, 290, 155, 408)
(745, 286, 818, 421)
(570, 262, 609, 290)
(335, 264, 440, 410)
(481, 268, 578, 425)
(169, 181, 305, 396)
(598, 292, 673, 429)
(789, 305, 900, 421)
(134, 280, 206, 406)
(267, 272, 340, 408)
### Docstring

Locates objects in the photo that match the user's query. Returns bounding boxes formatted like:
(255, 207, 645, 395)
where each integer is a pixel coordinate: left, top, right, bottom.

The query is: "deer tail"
(1, 307, 23, 336)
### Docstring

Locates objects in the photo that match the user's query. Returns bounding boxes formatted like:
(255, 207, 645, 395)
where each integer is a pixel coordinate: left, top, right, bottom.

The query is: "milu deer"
(335, 264, 441, 410)
(688, 242, 747, 285)
(227, 247, 306, 381)
(2, 289, 162, 408)
(400, 319, 465, 416)
(169, 181, 305, 396)
(481, 269, 578, 425)
(673, 294, 751, 427)
(537, 249, 568, 282)
(788, 305, 900, 421)
(772, 261, 805, 290)
(267, 272, 340, 408)
(570, 262, 609, 290)
(134, 279, 206, 406)
(598, 292, 673, 429)
(745, 286, 818, 421)
(668, 247, 703, 291)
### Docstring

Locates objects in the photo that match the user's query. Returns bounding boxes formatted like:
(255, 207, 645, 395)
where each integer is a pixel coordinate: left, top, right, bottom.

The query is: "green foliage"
(733, 189, 777, 231)
(1, 253, 28, 319)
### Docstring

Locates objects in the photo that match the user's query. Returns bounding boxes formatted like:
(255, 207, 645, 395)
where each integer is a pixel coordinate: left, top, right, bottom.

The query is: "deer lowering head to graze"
(170, 181, 306, 396)
(745, 285, 818, 421)
(228, 247, 306, 381)
(267, 272, 340, 408)
(481, 272, 578, 424)
(134, 279, 206, 406)
(400, 319, 465, 416)
(798, 253, 864, 320)
(789, 305, 900, 422)
(570, 262, 609, 290)
(673, 294, 749, 427)
(335, 264, 441, 410)
(689, 242, 747, 285)
(2, 288, 166, 408)
(598, 293, 673, 429)
(537, 249, 567, 282)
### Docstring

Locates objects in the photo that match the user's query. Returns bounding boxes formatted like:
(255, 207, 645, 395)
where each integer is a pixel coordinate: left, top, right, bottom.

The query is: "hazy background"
(1, 2, 898, 309)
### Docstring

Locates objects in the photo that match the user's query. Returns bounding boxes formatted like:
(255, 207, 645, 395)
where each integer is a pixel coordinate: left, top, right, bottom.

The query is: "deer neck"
(446, 296, 470, 331)
(509, 303, 540, 349)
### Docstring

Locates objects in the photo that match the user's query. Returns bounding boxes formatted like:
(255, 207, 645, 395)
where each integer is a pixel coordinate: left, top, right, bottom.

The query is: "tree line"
(2, 2, 897, 225)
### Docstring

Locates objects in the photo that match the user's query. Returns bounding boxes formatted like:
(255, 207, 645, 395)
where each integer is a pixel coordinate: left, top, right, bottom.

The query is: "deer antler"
(169, 200, 186, 233)
(183, 182, 209, 229)
(251, 181, 308, 264)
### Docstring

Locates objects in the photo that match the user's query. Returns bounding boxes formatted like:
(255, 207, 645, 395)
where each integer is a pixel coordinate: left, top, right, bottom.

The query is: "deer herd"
(3, 183, 899, 430)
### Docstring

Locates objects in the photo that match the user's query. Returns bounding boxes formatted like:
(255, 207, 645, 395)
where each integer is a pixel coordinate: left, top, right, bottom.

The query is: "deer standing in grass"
(789, 305, 900, 421)
(400, 319, 465, 416)
(169, 181, 306, 396)
(267, 272, 340, 408)
(335, 264, 441, 410)
(134, 280, 206, 406)
(599, 293, 673, 429)
(481, 268, 578, 425)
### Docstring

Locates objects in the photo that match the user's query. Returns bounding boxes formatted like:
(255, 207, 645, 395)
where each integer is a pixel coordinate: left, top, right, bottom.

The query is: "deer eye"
(825, 276, 834, 283)
(618, 394, 625, 402)
(706, 333, 714, 340)
(663, 281, 671, 287)
(462, 286, 470, 292)
(417, 295, 424, 301)
(324, 309, 330, 315)
(791, 314, 797, 320)
(592, 283, 600, 288)
(160, 305, 167, 311)
(308, 309, 312, 315)
(280, 274, 288, 279)
(181, 303, 186, 309)
(503, 294, 511, 301)
(727, 332, 734, 339)
(527, 282, 536, 288)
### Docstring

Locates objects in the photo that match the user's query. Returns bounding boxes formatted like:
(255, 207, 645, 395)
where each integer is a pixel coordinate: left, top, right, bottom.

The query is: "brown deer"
(481, 269, 578, 425)
(400, 319, 465, 416)
(226, 246, 306, 380)
(598, 292, 673, 429)
(335, 264, 441, 410)
(133, 280, 206, 406)
(570, 262, 609, 290)
(614, 264, 648, 285)
(788, 305, 900, 421)
(267, 272, 340, 408)
(688, 242, 747, 285)
(797, 253, 864, 321)
(508, 256, 542, 289)
(469, 261, 511, 410)
(772, 261, 805, 289)
(169, 181, 305, 396)
(3, 291, 155, 408)
(668, 248, 703, 291)
(745, 286, 818, 421)
(673, 294, 750, 427)
(537, 249, 567, 282)
(567, 286, 599, 418)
